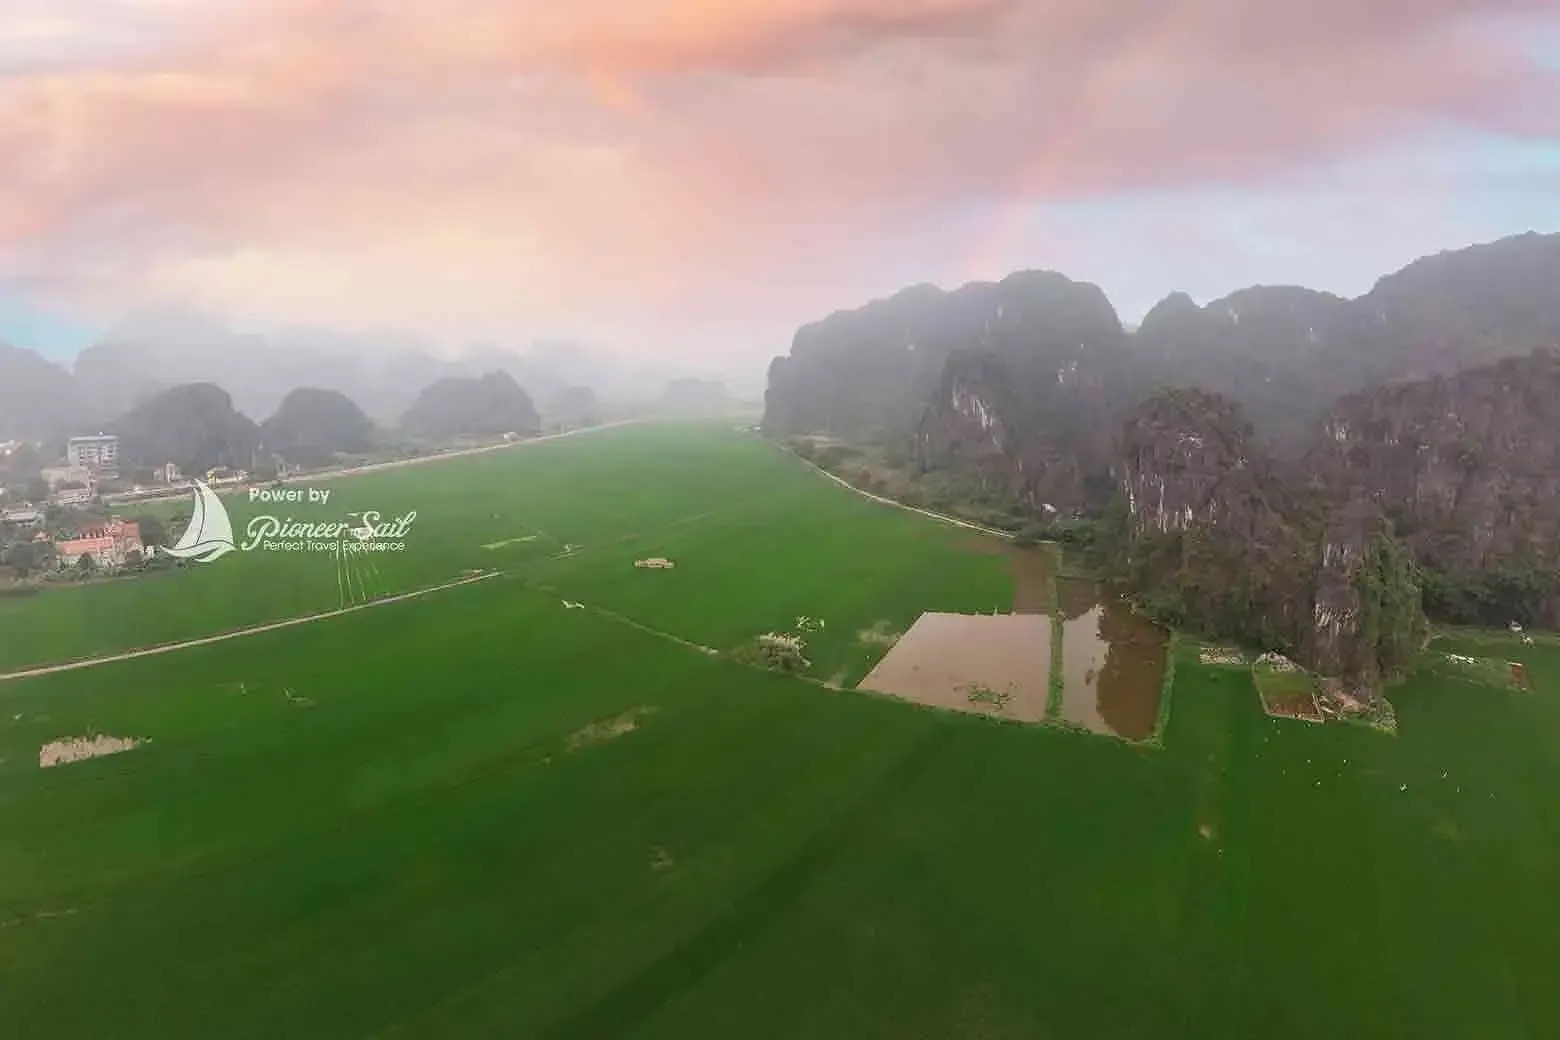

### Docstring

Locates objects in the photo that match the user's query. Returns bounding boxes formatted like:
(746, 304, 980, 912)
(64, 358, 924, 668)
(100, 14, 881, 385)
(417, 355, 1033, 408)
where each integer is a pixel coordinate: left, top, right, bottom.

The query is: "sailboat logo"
(161, 481, 238, 563)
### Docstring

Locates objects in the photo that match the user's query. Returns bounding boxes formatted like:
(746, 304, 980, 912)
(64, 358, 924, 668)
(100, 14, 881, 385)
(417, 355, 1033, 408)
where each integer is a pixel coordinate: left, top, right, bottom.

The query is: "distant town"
(0, 372, 756, 588)
(0, 433, 204, 580)
(0, 427, 523, 580)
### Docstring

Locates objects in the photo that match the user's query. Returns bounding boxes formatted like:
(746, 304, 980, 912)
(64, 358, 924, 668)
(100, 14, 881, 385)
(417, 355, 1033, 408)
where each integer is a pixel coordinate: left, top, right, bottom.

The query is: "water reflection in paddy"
(1056, 579, 1170, 741)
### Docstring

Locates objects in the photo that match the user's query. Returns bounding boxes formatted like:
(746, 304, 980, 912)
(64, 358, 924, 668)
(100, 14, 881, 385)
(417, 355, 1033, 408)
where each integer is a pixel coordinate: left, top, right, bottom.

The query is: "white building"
(67, 434, 120, 473)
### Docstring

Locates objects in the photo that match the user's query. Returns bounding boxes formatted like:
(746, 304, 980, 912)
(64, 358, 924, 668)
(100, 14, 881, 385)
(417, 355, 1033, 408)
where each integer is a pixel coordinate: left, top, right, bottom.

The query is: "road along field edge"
(766, 438, 1017, 540)
(0, 572, 504, 686)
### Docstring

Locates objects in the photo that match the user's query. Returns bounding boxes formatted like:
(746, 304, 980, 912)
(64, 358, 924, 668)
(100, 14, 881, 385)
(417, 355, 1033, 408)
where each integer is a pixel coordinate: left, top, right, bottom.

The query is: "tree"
(134, 515, 169, 549)
(3, 540, 44, 579)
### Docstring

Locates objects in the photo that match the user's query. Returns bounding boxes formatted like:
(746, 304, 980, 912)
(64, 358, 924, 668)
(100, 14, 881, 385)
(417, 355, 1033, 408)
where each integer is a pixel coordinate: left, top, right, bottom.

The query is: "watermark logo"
(161, 481, 237, 563)
(162, 482, 416, 564)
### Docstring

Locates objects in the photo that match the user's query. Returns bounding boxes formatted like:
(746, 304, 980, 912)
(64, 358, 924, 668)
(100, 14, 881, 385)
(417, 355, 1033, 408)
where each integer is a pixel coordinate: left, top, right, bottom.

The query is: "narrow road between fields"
(105, 420, 646, 509)
(280, 420, 645, 485)
(0, 571, 504, 686)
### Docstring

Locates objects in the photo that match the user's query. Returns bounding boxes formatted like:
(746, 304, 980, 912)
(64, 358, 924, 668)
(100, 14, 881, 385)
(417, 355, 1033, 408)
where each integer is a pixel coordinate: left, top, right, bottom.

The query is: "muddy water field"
(1055, 578, 1170, 741)
(857, 612, 1053, 722)
(856, 542, 1170, 740)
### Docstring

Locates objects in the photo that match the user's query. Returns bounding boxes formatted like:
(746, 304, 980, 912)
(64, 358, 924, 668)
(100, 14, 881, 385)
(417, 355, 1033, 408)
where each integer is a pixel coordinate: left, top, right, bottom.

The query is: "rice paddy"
(1, 422, 1557, 1038)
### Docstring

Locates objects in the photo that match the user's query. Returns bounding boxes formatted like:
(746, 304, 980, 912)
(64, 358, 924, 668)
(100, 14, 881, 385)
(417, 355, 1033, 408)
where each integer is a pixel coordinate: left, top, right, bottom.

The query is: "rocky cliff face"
(1112, 389, 1320, 655)
(1133, 233, 1560, 451)
(1299, 498, 1423, 684)
(1312, 349, 1560, 626)
(764, 269, 1133, 510)
(1133, 287, 1358, 448)
(766, 234, 1560, 468)
(915, 340, 1130, 512)
(1113, 390, 1424, 685)
(765, 231, 1560, 656)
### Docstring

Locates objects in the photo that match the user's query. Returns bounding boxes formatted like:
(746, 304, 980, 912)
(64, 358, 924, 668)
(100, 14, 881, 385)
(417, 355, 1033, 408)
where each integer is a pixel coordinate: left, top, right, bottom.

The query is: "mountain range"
(762, 231, 1560, 687)
(0, 316, 709, 439)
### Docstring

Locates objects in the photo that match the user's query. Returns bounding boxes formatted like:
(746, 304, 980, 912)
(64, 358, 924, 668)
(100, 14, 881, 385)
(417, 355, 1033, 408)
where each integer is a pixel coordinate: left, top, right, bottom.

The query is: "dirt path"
(773, 442, 1016, 541)
(0, 572, 503, 686)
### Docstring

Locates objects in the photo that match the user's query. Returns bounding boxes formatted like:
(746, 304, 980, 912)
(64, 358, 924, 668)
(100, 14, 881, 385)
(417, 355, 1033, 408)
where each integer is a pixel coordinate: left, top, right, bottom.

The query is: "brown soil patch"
(1058, 595, 1168, 741)
(1054, 577, 1101, 621)
(857, 612, 1051, 722)
(567, 706, 656, 751)
(39, 735, 143, 769)
(1259, 690, 1324, 722)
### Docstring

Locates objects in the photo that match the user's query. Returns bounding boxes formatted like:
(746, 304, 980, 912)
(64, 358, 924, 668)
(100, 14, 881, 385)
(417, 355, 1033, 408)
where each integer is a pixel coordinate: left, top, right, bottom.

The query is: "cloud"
(0, 0, 1557, 358)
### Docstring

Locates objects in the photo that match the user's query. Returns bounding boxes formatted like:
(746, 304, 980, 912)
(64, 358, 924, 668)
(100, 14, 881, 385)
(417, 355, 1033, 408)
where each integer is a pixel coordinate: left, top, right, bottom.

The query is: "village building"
(54, 518, 144, 569)
(67, 434, 120, 474)
(1, 503, 43, 527)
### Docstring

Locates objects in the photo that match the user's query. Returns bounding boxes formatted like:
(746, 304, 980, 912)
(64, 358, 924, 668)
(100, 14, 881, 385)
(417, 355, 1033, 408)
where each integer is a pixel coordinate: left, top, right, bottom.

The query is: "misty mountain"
(260, 388, 377, 467)
(400, 371, 542, 440)
(113, 383, 261, 476)
(547, 385, 600, 426)
(1132, 232, 1560, 446)
(762, 230, 1560, 675)
(766, 232, 1560, 457)
(69, 317, 667, 427)
(661, 377, 731, 415)
(0, 343, 82, 439)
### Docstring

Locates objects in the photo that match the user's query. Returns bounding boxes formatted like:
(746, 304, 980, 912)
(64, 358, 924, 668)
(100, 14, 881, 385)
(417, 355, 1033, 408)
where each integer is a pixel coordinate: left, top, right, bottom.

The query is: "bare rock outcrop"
(1112, 389, 1423, 687)
(1311, 350, 1560, 626)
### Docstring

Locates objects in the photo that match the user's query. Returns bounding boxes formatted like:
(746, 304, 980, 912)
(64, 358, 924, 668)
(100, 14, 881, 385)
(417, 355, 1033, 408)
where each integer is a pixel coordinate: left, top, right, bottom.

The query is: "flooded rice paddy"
(858, 612, 1052, 722)
(854, 555, 1170, 739)
(1055, 580, 1170, 741)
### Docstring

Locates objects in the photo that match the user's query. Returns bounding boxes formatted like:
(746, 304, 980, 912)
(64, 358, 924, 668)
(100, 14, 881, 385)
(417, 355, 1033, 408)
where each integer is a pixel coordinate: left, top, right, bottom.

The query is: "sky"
(0, 0, 1557, 374)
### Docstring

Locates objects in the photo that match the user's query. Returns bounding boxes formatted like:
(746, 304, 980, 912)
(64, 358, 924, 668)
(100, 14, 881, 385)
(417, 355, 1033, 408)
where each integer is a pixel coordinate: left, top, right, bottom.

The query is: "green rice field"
(2, 423, 1558, 1038)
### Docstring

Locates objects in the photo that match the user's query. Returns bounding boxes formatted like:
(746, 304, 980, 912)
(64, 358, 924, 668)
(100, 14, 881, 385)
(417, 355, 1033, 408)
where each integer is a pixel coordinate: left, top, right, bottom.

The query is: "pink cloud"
(0, 0, 1556, 353)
